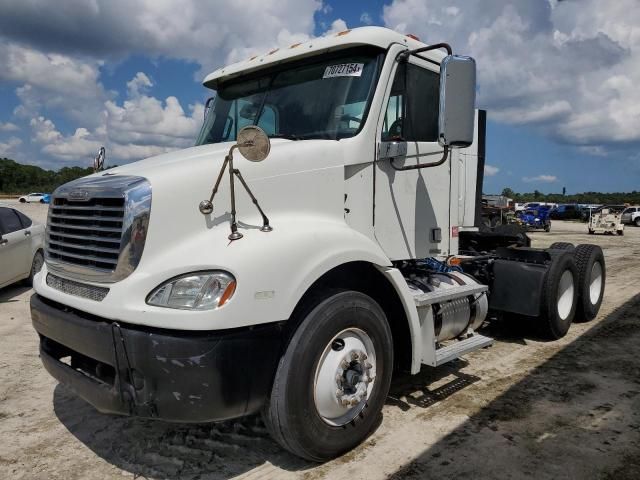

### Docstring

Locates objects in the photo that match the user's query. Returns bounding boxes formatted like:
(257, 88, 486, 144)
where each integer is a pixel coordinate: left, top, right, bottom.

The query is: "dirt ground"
(1, 202, 640, 479)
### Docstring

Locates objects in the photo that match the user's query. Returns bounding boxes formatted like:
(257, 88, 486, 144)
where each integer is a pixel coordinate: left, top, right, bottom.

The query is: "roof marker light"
(289, 43, 302, 49)
(249, 55, 258, 61)
(267, 48, 279, 55)
(336, 29, 351, 37)
(406, 33, 420, 41)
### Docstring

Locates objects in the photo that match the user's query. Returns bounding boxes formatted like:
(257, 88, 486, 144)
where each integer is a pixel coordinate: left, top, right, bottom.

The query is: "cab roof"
(202, 26, 444, 89)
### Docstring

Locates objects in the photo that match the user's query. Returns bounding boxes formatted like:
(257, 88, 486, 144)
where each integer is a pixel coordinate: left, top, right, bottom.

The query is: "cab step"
(434, 334, 493, 366)
(413, 283, 488, 307)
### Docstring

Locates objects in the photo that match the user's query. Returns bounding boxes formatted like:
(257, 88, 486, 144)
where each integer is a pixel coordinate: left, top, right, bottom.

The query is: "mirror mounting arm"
(398, 43, 452, 63)
(390, 146, 449, 171)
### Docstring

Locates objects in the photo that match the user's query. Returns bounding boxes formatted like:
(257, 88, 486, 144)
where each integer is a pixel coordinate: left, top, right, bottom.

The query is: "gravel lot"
(2, 202, 640, 479)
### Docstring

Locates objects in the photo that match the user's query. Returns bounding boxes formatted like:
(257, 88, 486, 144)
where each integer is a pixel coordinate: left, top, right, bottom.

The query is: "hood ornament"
(93, 146, 106, 172)
(199, 125, 272, 241)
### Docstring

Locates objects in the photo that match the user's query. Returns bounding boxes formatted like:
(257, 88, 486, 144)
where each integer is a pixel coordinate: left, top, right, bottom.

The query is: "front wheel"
(635, 217, 640, 227)
(25, 250, 44, 286)
(263, 290, 393, 462)
(19, 198, 26, 203)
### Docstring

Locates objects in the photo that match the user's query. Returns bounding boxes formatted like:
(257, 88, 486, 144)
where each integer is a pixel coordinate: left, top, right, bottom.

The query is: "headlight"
(147, 271, 236, 310)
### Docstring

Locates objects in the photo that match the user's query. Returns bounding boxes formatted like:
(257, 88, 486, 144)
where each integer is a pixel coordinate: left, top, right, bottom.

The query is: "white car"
(18, 192, 47, 203)
(621, 206, 640, 227)
(0, 205, 45, 288)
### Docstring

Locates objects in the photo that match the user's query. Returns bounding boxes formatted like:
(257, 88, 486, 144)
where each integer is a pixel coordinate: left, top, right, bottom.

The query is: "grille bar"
(47, 239, 121, 254)
(50, 213, 124, 221)
(47, 246, 119, 265)
(47, 231, 122, 244)
(49, 221, 123, 233)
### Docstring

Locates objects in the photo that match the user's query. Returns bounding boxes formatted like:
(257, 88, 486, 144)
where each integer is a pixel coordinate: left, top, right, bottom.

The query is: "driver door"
(374, 56, 451, 260)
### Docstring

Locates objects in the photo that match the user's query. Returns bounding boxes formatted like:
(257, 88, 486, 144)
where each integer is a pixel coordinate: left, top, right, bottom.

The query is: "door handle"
(24, 230, 31, 236)
(0, 239, 7, 245)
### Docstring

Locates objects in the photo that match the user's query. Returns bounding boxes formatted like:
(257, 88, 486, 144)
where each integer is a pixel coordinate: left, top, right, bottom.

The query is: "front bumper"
(31, 294, 284, 422)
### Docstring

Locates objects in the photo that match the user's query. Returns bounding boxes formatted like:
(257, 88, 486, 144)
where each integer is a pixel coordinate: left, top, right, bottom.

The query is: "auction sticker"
(323, 63, 364, 78)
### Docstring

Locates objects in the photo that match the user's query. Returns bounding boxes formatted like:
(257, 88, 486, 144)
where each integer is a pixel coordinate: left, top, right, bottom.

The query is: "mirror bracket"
(398, 43, 452, 63)
(389, 146, 449, 171)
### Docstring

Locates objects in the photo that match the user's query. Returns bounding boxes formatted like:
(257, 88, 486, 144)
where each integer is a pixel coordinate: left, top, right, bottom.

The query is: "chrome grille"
(47, 197, 125, 271)
(45, 175, 151, 283)
(46, 273, 109, 301)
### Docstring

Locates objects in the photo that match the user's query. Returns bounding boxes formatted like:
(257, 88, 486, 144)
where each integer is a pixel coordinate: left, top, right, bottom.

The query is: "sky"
(0, 0, 639, 194)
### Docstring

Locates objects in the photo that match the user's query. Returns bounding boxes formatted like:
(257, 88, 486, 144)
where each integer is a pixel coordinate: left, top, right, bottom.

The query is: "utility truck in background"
(31, 27, 606, 461)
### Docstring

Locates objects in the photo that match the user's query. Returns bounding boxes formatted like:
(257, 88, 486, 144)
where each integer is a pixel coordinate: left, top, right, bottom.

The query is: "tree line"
(498, 188, 640, 205)
(0, 158, 95, 194)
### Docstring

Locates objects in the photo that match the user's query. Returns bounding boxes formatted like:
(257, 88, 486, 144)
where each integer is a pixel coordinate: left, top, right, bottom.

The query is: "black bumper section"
(31, 294, 284, 423)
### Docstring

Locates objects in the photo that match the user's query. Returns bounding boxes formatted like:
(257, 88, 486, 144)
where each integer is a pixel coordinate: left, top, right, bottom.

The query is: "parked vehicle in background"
(621, 206, 640, 226)
(517, 205, 552, 231)
(550, 204, 582, 220)
(589, 206, 624, 235)
(41, 194, 51, 204)
(18, 193, 48, 203)
(580, 204, 603, 222)
(0, 205, 45, 288)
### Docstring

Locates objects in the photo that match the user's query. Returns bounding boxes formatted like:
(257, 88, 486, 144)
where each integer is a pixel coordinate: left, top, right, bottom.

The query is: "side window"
(381, 63, 439, 142)
(0, 208, 24, 235)
(15, 211, 32, 228)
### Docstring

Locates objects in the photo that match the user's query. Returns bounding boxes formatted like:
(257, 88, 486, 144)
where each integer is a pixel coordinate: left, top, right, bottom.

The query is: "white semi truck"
(31, 27, 606, 461)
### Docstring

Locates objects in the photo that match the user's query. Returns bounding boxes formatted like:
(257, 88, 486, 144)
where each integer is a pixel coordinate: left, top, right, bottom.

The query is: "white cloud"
(484, 164, 500, 176)
(360, 12, 373, 25)
(383, 0, 640, 151)
(0, 136, 22, 156)
(0, 121, 19, 132)
(522, 175, 558, 183)
(0, 0, 323, 77)
(29, 72, 203, 163)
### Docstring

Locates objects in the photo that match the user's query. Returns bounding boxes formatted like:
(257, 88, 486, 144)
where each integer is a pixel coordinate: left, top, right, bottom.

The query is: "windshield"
(196, 47, 383, 145)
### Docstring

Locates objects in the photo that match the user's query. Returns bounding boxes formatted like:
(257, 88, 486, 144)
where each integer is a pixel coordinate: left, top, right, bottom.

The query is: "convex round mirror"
(237, 125, 270, 162)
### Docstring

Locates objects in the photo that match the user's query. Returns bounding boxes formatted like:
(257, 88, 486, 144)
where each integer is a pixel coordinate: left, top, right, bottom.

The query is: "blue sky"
(0, 0, 638, 194)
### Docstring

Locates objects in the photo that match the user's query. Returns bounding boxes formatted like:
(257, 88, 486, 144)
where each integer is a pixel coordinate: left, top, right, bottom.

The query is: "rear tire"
(263, 290, 393, 462)
(635, 217, 640, 227)
(538, 252, 578, 339)
(617, 229, 624, 236)
(573, 245, 605, 322)
(19, 198, 26, 203)
(549, 242, 574, 251)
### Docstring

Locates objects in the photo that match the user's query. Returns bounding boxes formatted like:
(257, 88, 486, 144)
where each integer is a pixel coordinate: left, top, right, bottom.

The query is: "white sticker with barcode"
(323, 63, 364, 78)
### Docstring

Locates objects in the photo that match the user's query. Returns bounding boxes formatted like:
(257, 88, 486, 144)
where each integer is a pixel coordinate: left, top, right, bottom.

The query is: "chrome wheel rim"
(589, 261, 603, 305)
(557, 270, 575, 320)
(313, 328, 376, 426)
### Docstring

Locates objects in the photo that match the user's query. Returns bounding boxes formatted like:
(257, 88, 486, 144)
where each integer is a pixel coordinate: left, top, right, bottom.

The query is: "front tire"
(635, 217, 640, 227)
(538, 252, 578, 339)
(263, 290, 393, 462)
(25, 249, 44, 286)
(19, 198, 26, 203)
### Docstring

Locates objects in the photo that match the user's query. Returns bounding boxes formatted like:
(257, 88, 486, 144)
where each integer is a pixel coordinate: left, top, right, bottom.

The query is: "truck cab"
(31, 27, 606, 461)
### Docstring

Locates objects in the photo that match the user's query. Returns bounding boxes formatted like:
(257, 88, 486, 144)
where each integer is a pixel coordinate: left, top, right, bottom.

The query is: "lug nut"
(341, 397, 350, 406)
(335, 373, 343, 383)
(349, 398, 359, 406)
(336, 389, 343, 398)
(364, 361, 373, 369)
(351, 351, 359, 361)
(341, 359, 350, 369)
(361, 353, 368, 360)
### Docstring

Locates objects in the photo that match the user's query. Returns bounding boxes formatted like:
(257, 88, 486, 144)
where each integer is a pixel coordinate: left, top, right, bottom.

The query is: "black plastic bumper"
(31, 294, 284, 422)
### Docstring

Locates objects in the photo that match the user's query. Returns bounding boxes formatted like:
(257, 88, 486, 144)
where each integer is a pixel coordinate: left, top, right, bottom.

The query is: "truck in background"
(30, 27, 606, 461)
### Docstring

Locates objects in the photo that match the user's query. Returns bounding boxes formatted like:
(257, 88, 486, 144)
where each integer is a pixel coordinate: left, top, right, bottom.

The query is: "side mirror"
(438, 55, 476, 148)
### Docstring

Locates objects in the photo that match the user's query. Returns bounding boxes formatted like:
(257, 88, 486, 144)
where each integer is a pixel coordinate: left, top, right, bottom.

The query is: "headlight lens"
(147, 271, 236, 310)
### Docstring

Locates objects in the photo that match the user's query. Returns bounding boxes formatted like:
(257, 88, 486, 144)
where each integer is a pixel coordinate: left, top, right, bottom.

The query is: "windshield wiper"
(269, 134, 302, 141)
